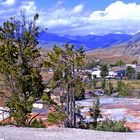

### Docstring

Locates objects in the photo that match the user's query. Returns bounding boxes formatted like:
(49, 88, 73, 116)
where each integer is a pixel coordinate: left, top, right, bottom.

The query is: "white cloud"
(1, 1, 140, 35)
(89, 1, 140, 21)
(19, 1, 37, 16)
(71, 4, 84, 14)
(39, 1, 140, 35)
(1, 0, 16, 6)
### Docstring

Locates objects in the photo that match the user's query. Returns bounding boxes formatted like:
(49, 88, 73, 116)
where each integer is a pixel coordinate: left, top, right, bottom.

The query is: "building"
(91, 69, 101, 78)
(111, 66, 126, 78)
(91, 68, 117, 78)
(33, 99, 48, 109)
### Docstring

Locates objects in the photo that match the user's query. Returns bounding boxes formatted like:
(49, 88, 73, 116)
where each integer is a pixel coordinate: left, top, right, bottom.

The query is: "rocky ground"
(0, 127, 140, 140)
(76, 97, 140, 131)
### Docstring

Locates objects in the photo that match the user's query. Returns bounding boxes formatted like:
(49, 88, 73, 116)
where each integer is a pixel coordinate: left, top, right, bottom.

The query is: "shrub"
(95, 119, 131, 132)
(89, 97, 101, 128)
(47, 112, 66, 125)
(105, 81, 113, 95)
(30, 119, 45, 128)
(117, 81, 134, 97)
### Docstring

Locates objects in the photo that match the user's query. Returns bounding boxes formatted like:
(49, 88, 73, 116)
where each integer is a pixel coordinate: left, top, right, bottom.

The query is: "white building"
(107, 71, 117, 78)
(91, 70, 101, 78)
(91, 69, 117, 78)
(126, 64, 136, 69)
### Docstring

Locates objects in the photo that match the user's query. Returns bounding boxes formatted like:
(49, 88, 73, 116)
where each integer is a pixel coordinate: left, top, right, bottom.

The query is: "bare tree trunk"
(72, 90, 76, 127)
(65, 86, 70, 127)
(70, 88, 73, 127)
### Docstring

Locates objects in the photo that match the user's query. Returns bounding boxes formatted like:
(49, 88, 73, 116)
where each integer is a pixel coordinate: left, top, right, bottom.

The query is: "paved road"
(0, 127, 140, 140)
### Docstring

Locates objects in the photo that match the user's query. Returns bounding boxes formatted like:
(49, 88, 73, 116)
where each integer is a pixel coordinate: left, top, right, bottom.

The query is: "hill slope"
(38, 32, 140, 64)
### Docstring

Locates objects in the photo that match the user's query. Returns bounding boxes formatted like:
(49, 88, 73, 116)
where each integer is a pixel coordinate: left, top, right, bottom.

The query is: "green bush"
(30, 119, 45, 128)
(117, 81, 134, 97)
(47, 112, 66, 124)
(95, 119, 131, 132)
(105, 81, 113, 95)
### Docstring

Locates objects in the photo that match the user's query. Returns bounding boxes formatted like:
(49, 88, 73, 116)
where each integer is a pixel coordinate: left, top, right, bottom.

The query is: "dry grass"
(110, 80, 140, 89)
(41, 71, 53, 81)
(86, 43, 140, 64)
(39, 46, 140, 64)
(86, 49, 139, 64)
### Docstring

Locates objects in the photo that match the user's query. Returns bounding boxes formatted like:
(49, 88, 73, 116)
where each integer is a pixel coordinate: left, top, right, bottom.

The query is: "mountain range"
(38, 31, 140, 64)
(38, 31, 140, 51)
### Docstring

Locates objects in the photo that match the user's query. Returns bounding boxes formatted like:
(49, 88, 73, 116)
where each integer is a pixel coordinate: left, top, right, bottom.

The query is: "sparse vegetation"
(89, 97, 100, 128)
(100, 64, 109, 90)
(126, 66, 136, 79)
(117, 81, 134, 97)
(30, 119, 45, 128)
(95, 119, 131, 132)
(47, 112, 66, 125)
(105, 81, 114, 95)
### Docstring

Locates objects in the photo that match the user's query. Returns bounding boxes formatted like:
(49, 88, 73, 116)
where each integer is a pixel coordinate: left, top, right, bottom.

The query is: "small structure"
(0, 107, 10, 122)
(33, 100, 48, 109)
(126, 64, 136, 69)
(91, 68, 101, 78)
(91, 67, 117, 79)
(107, 71, 117, 78)
(111, 66, 126, 78)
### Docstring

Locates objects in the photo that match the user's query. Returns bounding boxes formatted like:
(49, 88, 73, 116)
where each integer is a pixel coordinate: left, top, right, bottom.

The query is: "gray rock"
(0, 127, 140, 140)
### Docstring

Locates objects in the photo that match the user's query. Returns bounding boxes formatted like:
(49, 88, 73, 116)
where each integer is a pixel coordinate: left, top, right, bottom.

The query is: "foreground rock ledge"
(0, 127, 140, 140)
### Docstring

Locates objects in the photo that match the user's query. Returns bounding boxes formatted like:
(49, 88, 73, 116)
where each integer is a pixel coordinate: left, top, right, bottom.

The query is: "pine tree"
(100, 64, 109, 89)
(44, 43, 85, 127)
(0, 13, 45, 126)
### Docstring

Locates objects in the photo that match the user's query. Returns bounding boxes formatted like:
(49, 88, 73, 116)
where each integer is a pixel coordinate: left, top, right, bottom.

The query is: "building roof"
(111, 66, 126, 72)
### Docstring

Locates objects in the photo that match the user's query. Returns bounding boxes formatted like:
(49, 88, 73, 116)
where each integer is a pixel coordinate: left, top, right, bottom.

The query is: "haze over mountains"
(38, 31, 140, 51)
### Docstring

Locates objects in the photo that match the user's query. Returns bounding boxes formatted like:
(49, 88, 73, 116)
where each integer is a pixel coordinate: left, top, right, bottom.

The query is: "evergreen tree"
(44, 44, 85, 127)
(126, 66, 135, 79)
(100, 64, 109, 89)
(115, 60, 125, 66)
(100, 64, 109, 78)
(0, 14, 45, 126)
(105, 81, 113, 95)
(89, 97, 100, 128)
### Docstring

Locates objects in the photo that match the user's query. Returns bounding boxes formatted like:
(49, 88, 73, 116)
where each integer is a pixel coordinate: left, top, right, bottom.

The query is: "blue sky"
(0, 0, 140, 35)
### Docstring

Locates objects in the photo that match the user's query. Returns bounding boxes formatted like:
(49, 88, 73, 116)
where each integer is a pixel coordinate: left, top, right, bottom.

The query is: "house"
(107, 70, 117, 78)
(111, 66, 126, 78)
(91, 69, 101, 78)
(91, 67, 117, 78)
(33, 99, 48, 109)
(126, 64, 136, 69)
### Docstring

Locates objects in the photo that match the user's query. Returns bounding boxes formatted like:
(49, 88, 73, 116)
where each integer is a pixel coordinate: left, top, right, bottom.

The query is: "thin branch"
(28, 112, 41, 125)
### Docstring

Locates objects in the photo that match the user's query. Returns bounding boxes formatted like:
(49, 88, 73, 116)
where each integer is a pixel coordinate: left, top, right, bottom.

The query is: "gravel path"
(0, 127, 140, 140)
